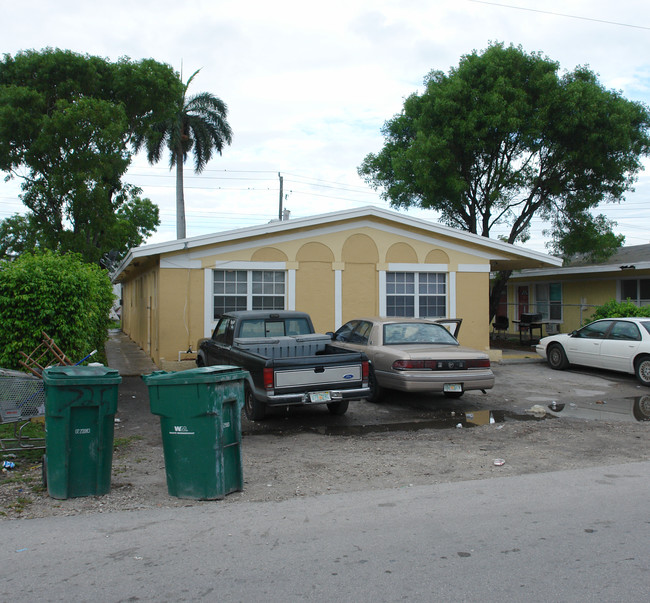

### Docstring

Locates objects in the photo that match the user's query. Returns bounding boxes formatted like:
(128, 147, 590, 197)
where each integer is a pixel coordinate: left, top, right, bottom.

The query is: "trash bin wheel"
(244, 384, 266, 421)
(327, 400, 349, 415)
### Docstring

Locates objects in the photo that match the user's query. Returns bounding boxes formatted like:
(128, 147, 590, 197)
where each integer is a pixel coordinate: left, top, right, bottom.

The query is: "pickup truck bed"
(232, 333, 331, 358)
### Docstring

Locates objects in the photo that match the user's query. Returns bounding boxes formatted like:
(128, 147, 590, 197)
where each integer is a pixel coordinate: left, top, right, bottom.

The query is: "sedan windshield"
(383, 323, 458, 345)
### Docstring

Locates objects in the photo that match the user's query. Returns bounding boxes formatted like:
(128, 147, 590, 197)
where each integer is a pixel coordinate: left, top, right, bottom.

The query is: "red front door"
(517, 286, 529, 319)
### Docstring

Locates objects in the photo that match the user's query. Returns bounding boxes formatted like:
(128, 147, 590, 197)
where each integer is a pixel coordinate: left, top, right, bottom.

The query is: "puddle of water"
(545, 395, 650, 423)
(308, 410, 543, 436)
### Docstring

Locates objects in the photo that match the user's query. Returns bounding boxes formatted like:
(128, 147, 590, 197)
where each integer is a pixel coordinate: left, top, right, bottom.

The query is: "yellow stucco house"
(112, 206, 561, 369)
(502, 243, 650, 336)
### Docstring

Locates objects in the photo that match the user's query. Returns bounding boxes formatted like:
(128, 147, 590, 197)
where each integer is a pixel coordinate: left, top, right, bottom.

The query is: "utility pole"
(278, 172, 284, 221)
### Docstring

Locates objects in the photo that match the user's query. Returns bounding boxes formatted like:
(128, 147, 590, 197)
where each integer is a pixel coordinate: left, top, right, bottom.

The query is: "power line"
(468, 0, 650, 31)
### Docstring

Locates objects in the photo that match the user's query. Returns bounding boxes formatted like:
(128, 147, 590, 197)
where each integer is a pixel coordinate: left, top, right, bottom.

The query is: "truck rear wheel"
(367, 366, 384, 403)
(327, 400, 349, 415)
(244, 384, 266, 421)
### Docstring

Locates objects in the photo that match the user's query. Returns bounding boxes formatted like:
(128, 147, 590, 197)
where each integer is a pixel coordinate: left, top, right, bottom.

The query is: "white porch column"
(334, 266, 343, 329)
(448, 271, 456, 319)
(288, 269, 296, 310)
(378, 270, 387, 316)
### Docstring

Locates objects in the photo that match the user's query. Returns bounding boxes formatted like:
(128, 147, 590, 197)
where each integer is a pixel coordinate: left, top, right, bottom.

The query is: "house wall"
(156, 268, 205, 365)
(295, 242, 336, 331)
(505, 272, 628, 334)
(122, 221, 500, 365)
(121, 267, 158, 359)
(457, 270, 490, 342)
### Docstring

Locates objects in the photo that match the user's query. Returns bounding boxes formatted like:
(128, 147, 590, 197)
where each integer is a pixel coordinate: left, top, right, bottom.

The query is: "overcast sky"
(2, 0, 650, 253)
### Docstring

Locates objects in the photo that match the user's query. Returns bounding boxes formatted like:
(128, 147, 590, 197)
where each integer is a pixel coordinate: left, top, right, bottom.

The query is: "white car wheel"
(547, 343, 569, 370)
(634, 355, 650, 387)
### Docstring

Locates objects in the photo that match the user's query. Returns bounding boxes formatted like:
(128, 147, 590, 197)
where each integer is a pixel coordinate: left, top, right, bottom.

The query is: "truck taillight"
(263, 367, 274, 391)
(362, 360, 369, 385)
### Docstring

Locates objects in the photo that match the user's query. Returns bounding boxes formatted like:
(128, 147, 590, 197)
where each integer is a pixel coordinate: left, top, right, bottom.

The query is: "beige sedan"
(331, 317, 494, 401)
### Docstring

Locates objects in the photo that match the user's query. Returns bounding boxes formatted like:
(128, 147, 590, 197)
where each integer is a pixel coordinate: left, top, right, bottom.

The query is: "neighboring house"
(502, 244, 650, 336)
(112, 206, 561, 369)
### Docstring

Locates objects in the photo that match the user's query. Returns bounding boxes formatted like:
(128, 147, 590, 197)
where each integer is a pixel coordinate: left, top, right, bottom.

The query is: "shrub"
(589, 299, 650, 322)
(0, 251, 114, 370)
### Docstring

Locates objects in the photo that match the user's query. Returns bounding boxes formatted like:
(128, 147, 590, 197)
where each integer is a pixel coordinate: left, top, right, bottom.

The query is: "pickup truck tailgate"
(274, 364, 362, 388)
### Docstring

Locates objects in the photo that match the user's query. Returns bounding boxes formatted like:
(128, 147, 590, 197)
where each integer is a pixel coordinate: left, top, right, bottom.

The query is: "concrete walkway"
(104, 329, 158, 377)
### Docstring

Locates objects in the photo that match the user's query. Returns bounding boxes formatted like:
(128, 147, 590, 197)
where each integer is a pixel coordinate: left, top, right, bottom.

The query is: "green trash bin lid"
(43, 365, 122, 386)
(142, 365, 248, 386)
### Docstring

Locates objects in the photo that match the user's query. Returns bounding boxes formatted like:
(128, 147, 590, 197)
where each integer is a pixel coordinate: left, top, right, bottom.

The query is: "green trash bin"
(43, 365, 122, 499)
(142, 366, 247, 500)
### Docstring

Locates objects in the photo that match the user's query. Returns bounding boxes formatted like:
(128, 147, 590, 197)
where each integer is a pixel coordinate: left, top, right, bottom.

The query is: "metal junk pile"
(0, 333, 95, 453)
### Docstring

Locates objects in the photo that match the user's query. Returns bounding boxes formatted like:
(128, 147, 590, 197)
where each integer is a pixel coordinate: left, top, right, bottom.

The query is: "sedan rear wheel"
(547, 343, 569, 370)
(634, 355, 650, 387)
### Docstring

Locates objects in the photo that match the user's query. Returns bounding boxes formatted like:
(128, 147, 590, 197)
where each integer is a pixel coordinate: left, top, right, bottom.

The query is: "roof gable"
(113, 206, 561, 281)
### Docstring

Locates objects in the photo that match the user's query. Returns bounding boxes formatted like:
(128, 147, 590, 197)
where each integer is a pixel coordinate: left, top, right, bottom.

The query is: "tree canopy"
(0, 48, 184, 264)
(358, 43, 650, 315)
(134, 69, 233, 239)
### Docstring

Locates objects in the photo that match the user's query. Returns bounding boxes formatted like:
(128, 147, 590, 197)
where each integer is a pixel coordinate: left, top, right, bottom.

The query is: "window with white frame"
(535, 282, 562, 321)
(621, 278, 650, 306)
(386, 272, 447, 318)
(213, 270, 285, 318)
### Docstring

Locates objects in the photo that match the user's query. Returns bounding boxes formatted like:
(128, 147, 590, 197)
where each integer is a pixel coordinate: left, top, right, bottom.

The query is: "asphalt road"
(2, 461, 649, 602)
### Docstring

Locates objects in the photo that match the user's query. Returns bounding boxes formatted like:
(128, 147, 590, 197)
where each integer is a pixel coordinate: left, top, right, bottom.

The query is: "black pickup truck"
(197, 311, 370, 420)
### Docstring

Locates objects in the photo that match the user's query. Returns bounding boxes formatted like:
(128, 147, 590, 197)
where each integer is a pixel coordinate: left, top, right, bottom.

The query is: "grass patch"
(113, 434, 144, 450)
(9, 496, 33, 514)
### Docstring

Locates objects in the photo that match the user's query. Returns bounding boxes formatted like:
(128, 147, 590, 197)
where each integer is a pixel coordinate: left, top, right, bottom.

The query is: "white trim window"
(535, 282, 562, 321)
(213, 269, 285, 318)
(386, 272, 446, 318)
(621, 278, 650, 307)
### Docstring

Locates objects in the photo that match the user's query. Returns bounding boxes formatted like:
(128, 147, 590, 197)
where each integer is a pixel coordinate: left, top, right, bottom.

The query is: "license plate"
(309, 391, 332, 403)
(443, 384, 462, 393)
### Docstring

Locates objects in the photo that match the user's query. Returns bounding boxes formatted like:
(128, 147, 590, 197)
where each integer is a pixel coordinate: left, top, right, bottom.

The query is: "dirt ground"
(2, 365, 650, 521)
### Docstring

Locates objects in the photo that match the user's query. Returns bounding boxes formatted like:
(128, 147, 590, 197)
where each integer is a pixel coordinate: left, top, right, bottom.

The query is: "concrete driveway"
(106, 331, 648, 434)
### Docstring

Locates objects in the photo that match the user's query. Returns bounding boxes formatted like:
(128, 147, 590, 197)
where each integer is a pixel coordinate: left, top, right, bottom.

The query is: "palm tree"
(136, 69, 233, 239)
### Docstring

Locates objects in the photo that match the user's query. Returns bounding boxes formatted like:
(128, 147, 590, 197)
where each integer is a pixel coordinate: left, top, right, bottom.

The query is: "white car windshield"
(383, 323, 458, 345)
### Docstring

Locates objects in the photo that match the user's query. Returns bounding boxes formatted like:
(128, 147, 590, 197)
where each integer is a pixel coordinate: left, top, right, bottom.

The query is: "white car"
(535, 317, 650, 386)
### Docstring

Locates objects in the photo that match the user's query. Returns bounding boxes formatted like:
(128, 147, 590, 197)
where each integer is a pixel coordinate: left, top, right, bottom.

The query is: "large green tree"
(134, 69, 233, 239)
(359, 43, 650, 318)
(0, 48, 184, 263)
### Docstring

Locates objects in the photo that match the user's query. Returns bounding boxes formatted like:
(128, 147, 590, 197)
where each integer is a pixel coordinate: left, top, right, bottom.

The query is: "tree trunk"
(175, 149, 186, 239)
(489, 270, 512, 322)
